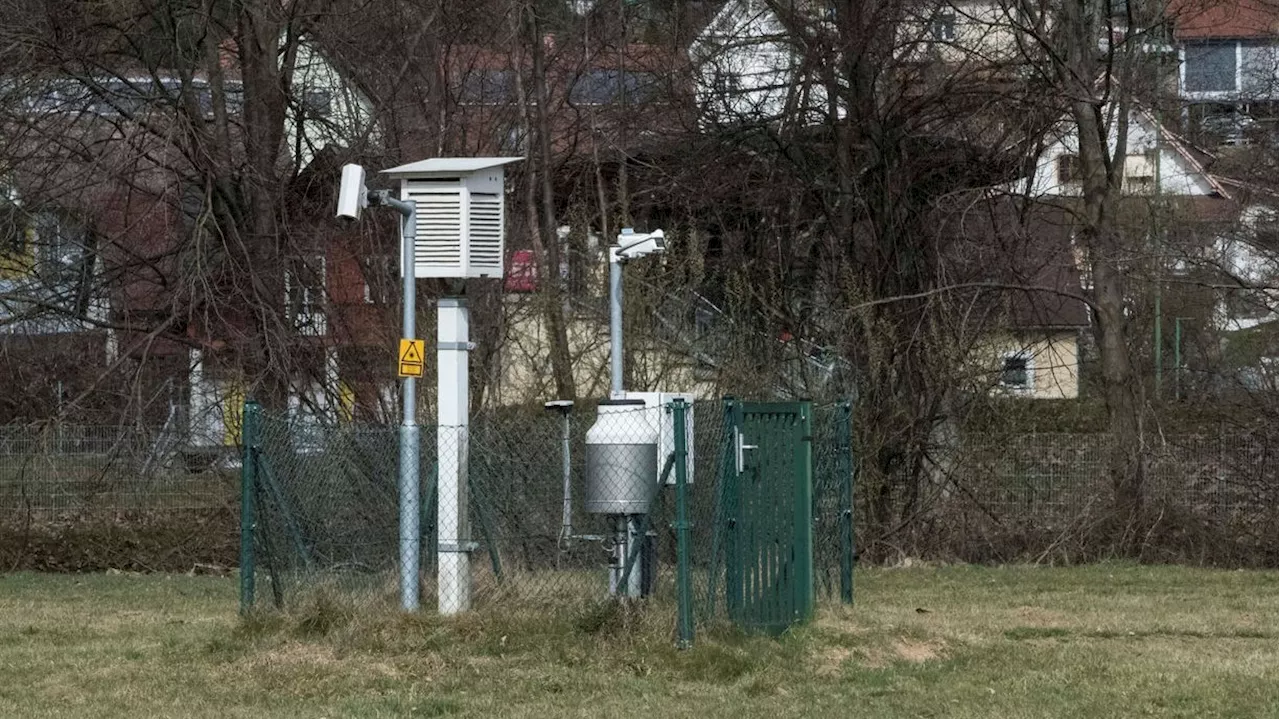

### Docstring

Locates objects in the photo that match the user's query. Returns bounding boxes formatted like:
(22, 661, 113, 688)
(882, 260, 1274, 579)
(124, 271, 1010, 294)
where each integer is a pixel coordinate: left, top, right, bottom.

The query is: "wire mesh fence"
(2, 405, 1273, 603)
(0, 423, 236, 519)
(948, 432, 1277, 522)
(240, 394, 860, 634)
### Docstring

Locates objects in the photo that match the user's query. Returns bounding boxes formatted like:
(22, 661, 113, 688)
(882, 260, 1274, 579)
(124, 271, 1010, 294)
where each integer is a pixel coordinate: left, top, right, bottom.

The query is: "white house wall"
(898, 0, 1044, 67)
(284, 40, 378, 169)
(1022, 113, 1220, 198)
(693, 0, 830, 126)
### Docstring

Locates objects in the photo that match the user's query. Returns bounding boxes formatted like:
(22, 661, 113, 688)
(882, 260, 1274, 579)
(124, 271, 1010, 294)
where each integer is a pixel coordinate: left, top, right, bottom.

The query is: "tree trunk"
(1061, 0, 1147, 533)
(514, 3, 575, 400)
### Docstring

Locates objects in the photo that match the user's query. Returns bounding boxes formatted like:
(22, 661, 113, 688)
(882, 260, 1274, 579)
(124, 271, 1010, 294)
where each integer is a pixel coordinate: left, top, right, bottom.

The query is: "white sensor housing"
(336, 164, 367, 221)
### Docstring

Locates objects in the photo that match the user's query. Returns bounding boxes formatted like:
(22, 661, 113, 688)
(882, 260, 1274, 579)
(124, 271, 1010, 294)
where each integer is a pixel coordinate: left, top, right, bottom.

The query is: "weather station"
(583, 228, 695, 599)
(337, 156, 522, 614)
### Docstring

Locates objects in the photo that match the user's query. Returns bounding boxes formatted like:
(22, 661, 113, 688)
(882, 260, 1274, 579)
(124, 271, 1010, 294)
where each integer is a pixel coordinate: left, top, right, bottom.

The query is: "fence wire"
(3, 407, 1273, 610)
(0, 424, 235, 519)
(241, 399, 865, 639)
(948, 432, 1277, 521)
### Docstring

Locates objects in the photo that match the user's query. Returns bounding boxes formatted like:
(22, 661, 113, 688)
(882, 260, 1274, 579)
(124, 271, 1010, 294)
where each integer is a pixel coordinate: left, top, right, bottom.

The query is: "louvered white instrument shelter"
(381, 157, 522, 279)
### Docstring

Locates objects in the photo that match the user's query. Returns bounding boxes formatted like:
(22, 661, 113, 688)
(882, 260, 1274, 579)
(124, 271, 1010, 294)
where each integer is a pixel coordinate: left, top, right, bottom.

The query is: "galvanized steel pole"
(377, 193, 420, 612)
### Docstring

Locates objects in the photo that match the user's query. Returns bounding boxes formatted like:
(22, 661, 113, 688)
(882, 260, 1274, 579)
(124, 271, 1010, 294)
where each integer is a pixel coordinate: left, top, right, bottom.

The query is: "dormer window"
(1185, 42, 1237, 93)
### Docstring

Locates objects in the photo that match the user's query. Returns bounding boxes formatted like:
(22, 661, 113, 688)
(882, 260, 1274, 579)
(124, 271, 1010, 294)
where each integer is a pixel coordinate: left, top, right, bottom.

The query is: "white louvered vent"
(407, 184, 463, 275)
(384, 157, 521, 279)
(468, 192, 502, 276)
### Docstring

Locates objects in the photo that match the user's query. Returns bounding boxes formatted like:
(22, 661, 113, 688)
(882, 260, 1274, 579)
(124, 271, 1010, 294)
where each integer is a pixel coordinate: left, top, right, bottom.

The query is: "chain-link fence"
(953, 432, 1276, 519)
(241, 399, 853, 621)
(4, 405, 1274, 605)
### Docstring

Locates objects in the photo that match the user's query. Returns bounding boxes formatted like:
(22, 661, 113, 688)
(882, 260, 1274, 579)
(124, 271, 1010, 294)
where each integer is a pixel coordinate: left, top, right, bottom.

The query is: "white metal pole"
(626, 515, 643, 597)
(437, 296, 471, 615)
(609, 243, 625, 398)
(560, 411, 572, 542)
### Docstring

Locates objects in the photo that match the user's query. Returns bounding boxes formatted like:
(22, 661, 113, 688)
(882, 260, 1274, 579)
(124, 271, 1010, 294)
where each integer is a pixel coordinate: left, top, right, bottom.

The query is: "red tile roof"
(1173, 0, 1278, 40)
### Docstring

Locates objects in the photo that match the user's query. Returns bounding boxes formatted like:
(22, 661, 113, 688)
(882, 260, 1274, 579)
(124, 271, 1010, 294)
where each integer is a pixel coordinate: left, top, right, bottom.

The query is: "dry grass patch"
(0, 564, 1275, 718)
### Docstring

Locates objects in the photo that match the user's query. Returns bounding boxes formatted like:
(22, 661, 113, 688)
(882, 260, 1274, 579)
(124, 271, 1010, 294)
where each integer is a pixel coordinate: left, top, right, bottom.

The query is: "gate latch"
(734, 428, 758, 474)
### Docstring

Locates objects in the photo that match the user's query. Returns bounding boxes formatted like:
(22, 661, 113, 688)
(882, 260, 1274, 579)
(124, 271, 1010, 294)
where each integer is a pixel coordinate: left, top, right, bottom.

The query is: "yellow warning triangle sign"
(399, 338, 424, 364)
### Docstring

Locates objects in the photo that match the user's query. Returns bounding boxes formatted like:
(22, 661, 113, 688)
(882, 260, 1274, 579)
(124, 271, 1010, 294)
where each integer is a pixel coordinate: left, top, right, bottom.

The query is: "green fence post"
(239, 399, 262, 615)
(837, 400, 854, 605)
(672, 399, 694, 649)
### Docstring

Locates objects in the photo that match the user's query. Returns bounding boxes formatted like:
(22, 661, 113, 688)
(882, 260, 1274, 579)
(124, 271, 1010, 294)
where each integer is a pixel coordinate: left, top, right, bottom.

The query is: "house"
(1173, 0, 1278, 147)
(691, 0, 827, 127)
(0, 196, 113, 421)
(1022, 106, 1234, 198)
(0, 34, 390, 443)
(689, 0, 1069, 129)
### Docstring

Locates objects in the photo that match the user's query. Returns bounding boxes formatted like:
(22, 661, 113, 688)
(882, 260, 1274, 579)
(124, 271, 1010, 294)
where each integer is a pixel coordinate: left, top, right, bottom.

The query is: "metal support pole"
(609, 515, 626, 596)
(672, 399, 694, 648)
(625, 515, 644, 598)
(837, 400, 854, 605)
(395, 199, 420, 612)
(370, 191, 421, 612)
(560, 411, 573, 542)
(437, 297, 471, 615)
(609, 246, 625, 398)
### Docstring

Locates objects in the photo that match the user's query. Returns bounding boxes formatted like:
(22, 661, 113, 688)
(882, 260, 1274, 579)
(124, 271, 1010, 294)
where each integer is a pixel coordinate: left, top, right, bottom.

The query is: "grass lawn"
(0, 564, 1274, 718)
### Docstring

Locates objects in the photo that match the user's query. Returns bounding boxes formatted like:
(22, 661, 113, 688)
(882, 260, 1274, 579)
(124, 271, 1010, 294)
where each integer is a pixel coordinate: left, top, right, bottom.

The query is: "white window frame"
(999, 350, 1035, 393)
(285, 254, 327, 336)
(1178, 40, 1277, 101)
(1180, 41, 1238, 99)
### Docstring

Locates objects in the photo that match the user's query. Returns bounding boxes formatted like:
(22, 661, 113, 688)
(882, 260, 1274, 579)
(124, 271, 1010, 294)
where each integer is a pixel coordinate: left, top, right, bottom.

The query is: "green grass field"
(0, 564, 1274, 718)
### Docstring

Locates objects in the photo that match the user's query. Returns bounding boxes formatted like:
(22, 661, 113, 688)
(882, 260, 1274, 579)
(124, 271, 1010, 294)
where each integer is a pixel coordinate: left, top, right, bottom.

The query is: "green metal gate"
(719, 399, 815, 634)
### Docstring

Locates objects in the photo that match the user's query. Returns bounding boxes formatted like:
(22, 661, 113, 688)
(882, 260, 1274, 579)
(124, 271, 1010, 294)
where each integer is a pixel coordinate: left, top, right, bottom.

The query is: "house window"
(285, 254, 326, 335)
(1184, 40, 1279, 99)
(362, 254, 397, 305)
(1000, 351, 1034, 391)
(1056, 153, 1081, 184)
(1122, 153, 1155, 193)
(931, 13, 956, 42)
(1184, 42, 1238, 93)
(458, 70, 516, 105)
(1241, 41, 1279, 98)
(711, 67, 740, 97)
(570, 70, 660, 105)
